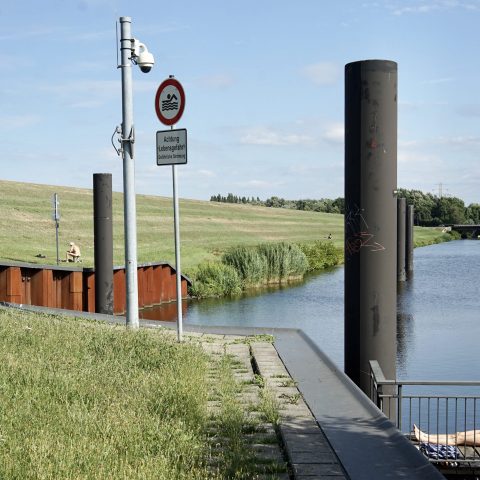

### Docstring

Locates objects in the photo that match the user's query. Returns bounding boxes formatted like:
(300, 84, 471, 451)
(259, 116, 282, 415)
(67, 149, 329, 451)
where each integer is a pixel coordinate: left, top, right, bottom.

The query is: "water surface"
(142, 240, 480, 381)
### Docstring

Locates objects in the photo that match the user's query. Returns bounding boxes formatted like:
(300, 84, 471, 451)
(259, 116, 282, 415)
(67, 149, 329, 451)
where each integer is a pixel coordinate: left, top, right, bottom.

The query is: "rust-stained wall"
(0, 261, 190, 315)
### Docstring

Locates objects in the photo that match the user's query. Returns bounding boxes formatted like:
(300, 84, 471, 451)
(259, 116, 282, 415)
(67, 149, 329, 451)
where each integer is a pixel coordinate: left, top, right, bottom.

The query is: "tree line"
(211, 190, 480, 226)
(210, 194, 261, 205)
(210, 194, 345, 214)
(397, 189, 480, 226)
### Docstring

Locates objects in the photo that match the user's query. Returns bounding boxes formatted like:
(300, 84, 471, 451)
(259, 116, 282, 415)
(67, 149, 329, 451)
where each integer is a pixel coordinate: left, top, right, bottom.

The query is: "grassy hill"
(0, 179, 446, 272)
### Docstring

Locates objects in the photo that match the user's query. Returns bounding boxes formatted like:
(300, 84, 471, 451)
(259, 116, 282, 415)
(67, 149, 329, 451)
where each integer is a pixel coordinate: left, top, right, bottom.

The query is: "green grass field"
(0, 308, 285, 479)
(0, 179, 448, 272)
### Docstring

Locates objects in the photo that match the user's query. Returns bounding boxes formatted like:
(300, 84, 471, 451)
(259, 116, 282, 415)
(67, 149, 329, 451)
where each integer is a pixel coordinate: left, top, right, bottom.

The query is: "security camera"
(132, 40, 154, 73)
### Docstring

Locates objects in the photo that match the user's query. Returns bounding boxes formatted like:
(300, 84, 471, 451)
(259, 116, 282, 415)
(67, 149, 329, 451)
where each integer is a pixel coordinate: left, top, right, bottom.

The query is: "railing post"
(397, 384, 403, 431)
(377, 384, 383, 411)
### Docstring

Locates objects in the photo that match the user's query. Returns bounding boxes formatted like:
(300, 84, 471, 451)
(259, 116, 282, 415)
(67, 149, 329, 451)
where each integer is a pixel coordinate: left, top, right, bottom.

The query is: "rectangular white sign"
(156, 128, 187, 166)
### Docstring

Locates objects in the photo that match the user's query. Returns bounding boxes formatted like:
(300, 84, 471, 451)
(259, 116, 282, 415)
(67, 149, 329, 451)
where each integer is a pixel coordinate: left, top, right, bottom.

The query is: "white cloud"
(389, 0, 480, 15)
(0, 27, 65, 41)
(64, 61, 109, 73)
(0, 114, 41, 129)
(133, 80, 159, 93)
(70, 30, 113, 42)
(399, 100, 449, 111)
(421, 77, 454, 85)
(398, 139, 422, 148)
(236, 179, 284, 189)
(323, 123, 344, 144)
(438, 135, 480, 147)
(198, 169, 216, 177)
(195, 74, 234, 89)
(398, 151, 440, 165)
(240, 126, 313, 146)
(302, 62, 340, 86)
(37, 79, 156, 107)
(68, 100, 104, 109)
(399, 135, 480, 150)
(40, 80, 119, 96)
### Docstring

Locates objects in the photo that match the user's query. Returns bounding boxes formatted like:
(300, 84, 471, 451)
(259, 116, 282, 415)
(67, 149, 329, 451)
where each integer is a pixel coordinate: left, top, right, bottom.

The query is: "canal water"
(141, 240, 480, 381)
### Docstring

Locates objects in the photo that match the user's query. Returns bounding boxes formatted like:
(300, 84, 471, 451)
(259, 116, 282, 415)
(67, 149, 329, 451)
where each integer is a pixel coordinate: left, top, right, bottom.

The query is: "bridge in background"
(448, 224, 480, 238)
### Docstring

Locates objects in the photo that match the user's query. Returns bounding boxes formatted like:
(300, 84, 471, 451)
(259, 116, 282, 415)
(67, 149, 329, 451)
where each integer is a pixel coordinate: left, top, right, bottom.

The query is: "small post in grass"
(52, 193, 60, 265)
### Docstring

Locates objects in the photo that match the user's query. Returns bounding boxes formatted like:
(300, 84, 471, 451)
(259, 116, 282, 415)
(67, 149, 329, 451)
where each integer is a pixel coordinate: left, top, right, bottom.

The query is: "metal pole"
(93, 173, 114, 314)
(406, 204, 414, 277)
(344, 60, 397, 412)
(119, 16, 139, 328)
(397, 197, 407, 282)
(54, 193, 59, 265)
(55, 219, 59, 266)
(172, 163, 183, 342)
(397, 384, 403, 430)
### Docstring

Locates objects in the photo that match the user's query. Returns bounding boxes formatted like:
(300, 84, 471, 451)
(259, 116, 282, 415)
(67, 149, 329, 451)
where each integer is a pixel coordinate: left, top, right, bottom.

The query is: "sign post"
(155, 76, 187, 342)
(52, 193, 60, 265)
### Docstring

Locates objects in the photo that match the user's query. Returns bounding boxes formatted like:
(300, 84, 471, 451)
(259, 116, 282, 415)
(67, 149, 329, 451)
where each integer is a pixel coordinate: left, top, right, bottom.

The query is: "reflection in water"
(142, 267, 345, 367)
(139, 301, 186, 322)
(396, 240, 480, 381)
(141, 240, 480, 381)
(396, 311, 414, 378)
(396, 279, 416, 378)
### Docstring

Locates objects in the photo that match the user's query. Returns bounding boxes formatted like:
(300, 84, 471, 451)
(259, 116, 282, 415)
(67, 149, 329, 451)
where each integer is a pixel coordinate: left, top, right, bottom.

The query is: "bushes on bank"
(188, 262, 242, 298)
(222, 246, 267, 286)
(222, 242, 308, 286)
(256, 242, 308, 282)
(190, 241, 341, 298)
(299, 241, 341, 272)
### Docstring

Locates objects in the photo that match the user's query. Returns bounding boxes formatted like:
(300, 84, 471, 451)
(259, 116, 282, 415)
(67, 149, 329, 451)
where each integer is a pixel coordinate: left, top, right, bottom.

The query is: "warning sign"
(156, 128, 187, 165)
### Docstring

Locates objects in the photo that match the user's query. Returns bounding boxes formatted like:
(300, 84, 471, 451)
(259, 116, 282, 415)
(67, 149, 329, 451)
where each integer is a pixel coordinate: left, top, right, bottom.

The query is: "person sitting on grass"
(66, 242, 81, 262)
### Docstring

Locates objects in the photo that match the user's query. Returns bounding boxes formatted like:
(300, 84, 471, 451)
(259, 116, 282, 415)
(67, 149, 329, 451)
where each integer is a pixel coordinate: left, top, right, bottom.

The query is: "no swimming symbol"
(155, 78, 185, 126)
(162, 94, 178, 112)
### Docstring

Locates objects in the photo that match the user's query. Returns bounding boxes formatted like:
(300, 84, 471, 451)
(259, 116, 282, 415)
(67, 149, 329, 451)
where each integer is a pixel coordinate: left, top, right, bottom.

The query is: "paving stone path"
(184, 332, 348, 480)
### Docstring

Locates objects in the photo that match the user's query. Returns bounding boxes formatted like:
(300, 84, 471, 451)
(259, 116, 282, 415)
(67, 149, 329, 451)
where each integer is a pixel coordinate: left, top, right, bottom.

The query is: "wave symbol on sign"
(162, 93, 179, 111)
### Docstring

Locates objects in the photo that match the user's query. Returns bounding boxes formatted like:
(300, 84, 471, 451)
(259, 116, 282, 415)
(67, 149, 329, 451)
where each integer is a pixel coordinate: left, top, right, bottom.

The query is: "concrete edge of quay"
(0, 302, 443, 479)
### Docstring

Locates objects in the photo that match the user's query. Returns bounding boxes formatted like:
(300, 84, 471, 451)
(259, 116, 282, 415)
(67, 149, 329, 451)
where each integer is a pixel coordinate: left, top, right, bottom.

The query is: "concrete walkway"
(180, 326, 443, 480)
(185, 330, 348, 479)
(251, 342, 347, 479)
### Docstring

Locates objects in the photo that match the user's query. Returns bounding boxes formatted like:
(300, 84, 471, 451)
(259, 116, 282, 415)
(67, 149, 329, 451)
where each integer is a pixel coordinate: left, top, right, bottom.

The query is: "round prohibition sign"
(155, 78, 186, 126)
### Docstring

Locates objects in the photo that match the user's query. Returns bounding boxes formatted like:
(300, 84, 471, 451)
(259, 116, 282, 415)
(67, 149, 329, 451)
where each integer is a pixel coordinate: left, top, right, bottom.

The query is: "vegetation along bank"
(0, 180, 454, 300)
(189, 241, 340, 298)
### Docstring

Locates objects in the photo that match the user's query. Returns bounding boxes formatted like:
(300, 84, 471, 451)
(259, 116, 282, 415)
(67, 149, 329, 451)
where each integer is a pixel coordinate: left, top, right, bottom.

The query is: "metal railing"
(370, 360, 480, 464)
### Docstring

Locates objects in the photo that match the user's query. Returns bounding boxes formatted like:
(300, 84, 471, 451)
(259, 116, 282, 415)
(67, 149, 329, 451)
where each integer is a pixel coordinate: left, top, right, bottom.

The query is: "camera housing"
(133, 40, 154, 73)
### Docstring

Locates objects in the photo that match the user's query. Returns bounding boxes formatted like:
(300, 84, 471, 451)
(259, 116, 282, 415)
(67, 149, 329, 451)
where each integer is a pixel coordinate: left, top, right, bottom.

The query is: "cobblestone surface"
(251, 342, 348, 479)
(184, 332, 348, 480)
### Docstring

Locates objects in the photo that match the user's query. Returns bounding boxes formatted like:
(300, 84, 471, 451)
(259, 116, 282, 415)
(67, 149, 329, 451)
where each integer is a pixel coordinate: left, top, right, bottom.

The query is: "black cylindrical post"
(406, 204, 414, 276)
(397, 198, 407, 282)
(93, 173, 114, 314)
(345, 60, 397, 399)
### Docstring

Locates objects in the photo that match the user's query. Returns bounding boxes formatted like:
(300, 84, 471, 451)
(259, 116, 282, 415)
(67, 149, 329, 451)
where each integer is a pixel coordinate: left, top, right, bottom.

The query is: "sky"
(1, 0, 480, 204)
